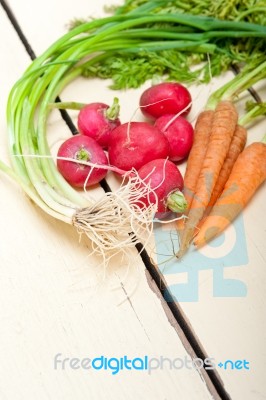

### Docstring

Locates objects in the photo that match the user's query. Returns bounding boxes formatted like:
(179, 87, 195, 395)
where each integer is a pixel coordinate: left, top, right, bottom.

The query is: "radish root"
(72, 172, 158, 267)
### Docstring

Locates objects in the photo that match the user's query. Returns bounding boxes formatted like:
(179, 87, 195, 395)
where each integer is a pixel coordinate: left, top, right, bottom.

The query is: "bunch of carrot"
(177, 60, 266, 257)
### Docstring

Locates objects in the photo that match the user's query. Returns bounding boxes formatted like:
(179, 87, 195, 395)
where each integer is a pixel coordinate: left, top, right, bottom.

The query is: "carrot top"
(206, 57, 266, 111)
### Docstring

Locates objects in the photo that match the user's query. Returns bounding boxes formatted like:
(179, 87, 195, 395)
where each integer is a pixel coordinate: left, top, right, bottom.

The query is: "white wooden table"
(0, 1, 265, 399)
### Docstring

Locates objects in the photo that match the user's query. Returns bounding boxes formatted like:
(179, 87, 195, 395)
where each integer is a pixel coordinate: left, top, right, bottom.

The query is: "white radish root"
(72, 172, 158, 267)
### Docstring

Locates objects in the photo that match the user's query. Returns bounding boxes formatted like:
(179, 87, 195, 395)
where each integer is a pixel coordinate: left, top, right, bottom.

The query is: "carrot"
(176, 100, 238, 257)
(194, 124, 247, 234)
(207, 124, 247, 208)
(194, 141, 266, 248)
(183, 109, 215, 210)
(176, 109, 214, 235)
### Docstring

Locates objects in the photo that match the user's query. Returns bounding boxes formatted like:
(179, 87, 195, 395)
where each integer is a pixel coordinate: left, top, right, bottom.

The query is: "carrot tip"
(175, 243, 189, 259)
(194, 225, 220, 248)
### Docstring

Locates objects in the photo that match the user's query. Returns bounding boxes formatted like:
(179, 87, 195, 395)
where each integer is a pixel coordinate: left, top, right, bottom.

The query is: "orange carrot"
(177, 100, 238, 257)
(183, 109, 215, 210)
(207, 124, 247, 208)
(194, 141, 266, 248)
(195, 124, 247, 233)
(176, 109, 214, 235)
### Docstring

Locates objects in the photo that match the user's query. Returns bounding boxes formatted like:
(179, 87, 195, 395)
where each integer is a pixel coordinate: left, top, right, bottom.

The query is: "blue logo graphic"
(154, 211, 248, 302)
(53, 353, 250, 374)
(217, 359, 250, 370)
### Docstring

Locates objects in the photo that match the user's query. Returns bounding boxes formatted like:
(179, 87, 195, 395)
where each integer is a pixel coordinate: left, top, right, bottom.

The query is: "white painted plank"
(0, 2, 215, 400)
(8, 0, 265, 398)
(151, 77, 266, 399)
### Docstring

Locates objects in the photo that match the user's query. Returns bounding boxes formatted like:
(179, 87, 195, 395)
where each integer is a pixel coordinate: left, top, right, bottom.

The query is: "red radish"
(137, 159, 187, 214)
(77, 98, 121, 148)
(139, 82, 192, 120)
(57, 135, 108, 188)
(155, 114, 194, 162)
(108, 121, 169, 171)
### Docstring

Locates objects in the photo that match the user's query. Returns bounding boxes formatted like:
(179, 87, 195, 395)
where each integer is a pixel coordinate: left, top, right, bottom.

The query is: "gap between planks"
(0, 1, 233, 399)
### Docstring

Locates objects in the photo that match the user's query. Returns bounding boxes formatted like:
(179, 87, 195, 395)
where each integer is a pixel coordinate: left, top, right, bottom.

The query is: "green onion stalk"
(0, 7, 266, 264)
(76, 1, 266, 88)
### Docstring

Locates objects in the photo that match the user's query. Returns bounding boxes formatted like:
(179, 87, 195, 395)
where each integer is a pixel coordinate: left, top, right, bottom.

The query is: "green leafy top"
(115, 0, 266, 25)
(70, 0, 266, 89)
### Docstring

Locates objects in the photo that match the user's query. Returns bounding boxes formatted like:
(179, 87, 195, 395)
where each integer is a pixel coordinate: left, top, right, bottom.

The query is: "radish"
(155, 114, 194, 162)
(137, 159, 187, 214)
(139, 82, 192, 120)
(108, 121, 170, 171)
(57, 135, 108, 188)
(77, 98, 121, 148)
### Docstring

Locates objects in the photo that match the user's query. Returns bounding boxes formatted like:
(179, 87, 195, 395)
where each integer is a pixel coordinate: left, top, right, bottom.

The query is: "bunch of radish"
(57, 82, 194, 216)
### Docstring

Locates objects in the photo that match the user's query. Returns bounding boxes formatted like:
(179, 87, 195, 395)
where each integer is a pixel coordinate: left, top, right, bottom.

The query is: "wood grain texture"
(0, 2, 215, 400)
(152, 88, 266, 399)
